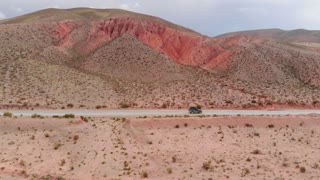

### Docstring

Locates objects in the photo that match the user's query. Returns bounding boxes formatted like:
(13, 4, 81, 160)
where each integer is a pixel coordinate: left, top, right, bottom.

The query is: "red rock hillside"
(53, 17, 239, 69)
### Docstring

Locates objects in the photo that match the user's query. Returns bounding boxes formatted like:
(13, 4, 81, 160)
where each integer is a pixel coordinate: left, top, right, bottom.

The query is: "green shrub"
(3, 112, 13, 117)
(62, 114, 75, 118)
(31, 114, 43, 119)
(80, 116, 89, 122)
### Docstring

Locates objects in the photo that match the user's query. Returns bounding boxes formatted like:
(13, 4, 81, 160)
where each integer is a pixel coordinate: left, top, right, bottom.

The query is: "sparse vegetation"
(3, 112, 13, 117)
(300, 167, 306, 173)
(202, 160, 212, 171)
(53, 143, 62, 150)
(251, 149, 262, 155)
(80, 116, 89, 122)
(268, 124, 275, 128)
(141, 171, 148, 178)
(120, 102, 130, 108)
(172, 156, 177, 163)
(31, 113, 43, 119)
(73, 135, 79, 141)
(245, 123, 253, 128)
(62, 114, 75, 118)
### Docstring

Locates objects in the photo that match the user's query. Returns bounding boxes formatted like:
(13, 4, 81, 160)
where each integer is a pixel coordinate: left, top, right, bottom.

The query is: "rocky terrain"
(1, 114, 320, 179)
(0, 8, 319, 109)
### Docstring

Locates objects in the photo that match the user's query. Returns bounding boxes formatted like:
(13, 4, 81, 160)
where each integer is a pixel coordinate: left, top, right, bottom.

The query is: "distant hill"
(217, 28, 320, 43)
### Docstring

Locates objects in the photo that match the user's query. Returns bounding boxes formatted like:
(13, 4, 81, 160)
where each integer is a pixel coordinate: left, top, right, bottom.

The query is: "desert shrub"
(268, 124, 275, 128)
(242, 168, 250, 176)
(141, 171, 148, 178)
(313, 101, 319, 106)
(287, 100, 295, 105)
(31, 114, 43, 119)
(73, 135, 79, 141)
(60, 159, 66, 166)
(67, 104, 74, 108)
(3, 112, 12, 117)
(244, 123, 253, 128)
(202, 160, 212, 170)
(300, 167, 306, 173)
(172, 156, 177, 163)
(196, 104, 202, 109)
(251, 149, 262, 155)
(80, 116, 89, 122)
(95, 105, 101, 109)
(54, 143, 62, 150)
(62, 114, 75, 118)
(120, 102, 130, 109)
(266, 101, 272, 106)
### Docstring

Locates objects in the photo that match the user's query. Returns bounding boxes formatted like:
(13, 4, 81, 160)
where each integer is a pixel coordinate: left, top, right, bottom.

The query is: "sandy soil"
(1, 115, 320, 179)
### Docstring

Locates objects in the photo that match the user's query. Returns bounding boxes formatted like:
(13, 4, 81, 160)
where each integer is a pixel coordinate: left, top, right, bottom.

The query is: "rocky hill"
(0, 8, 319, 109)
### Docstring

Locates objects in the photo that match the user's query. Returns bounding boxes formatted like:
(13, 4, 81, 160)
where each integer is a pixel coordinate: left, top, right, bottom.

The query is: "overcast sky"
(0, 0, 319, 36)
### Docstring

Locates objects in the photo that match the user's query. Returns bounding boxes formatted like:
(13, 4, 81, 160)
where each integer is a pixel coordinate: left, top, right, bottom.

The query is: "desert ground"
(1, 114, 320, 179)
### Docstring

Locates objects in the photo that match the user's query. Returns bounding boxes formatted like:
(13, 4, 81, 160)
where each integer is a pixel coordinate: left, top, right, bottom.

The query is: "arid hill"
(0, 8, 319, 109)
(217, 29, 320, 43)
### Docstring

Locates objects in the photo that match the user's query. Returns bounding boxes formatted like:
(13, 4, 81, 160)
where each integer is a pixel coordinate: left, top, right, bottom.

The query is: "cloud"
(119, 4, 130, 10)
(119, 2, 141, 11)
(0, 12, 6, 20)
(133, 2, 141, 8)
(11, 6, 23, 13)
(0, 0, 319, 35)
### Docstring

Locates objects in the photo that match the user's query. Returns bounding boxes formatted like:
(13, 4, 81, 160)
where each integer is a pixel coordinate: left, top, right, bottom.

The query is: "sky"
(0, 0, 320, 36)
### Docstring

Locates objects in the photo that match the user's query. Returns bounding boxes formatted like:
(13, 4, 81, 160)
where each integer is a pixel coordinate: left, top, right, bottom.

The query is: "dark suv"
(188, 107, 202, 114)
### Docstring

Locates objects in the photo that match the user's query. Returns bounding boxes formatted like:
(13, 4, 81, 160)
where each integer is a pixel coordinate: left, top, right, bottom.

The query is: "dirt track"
(1, 109, 320, 117)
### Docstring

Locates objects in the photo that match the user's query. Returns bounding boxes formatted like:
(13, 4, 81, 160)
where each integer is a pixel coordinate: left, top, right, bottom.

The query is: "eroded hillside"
(0, 8, 319, 109)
